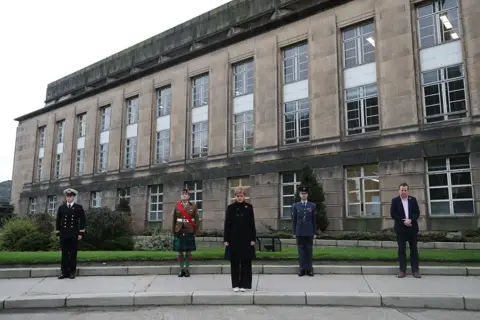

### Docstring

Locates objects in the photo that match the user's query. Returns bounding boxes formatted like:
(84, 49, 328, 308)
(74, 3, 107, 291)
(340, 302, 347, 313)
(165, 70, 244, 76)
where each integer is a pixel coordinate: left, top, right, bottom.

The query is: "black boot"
(298, 270, 305, 277)
(178, 269, 185, 277)
(184, 269, 190, 277)
(58, 274, 67, 279)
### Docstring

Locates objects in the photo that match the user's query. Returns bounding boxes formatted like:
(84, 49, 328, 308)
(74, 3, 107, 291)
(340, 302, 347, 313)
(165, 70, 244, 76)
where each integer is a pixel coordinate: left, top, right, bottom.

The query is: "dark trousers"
(396, 228, 419, 273)
(296, 236, 313, 271)
(230, 259, 252, 289)
(60, 236, 78, 275)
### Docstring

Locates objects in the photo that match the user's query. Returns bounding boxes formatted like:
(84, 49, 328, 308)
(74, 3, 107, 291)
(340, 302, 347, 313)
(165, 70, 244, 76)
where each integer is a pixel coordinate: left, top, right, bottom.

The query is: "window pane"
(364, 203, 381, 216)
(363, 164, 378, 176)
(430, 201, 450, 215)
(450, 156, 470, 170)
(283, 196, 295, 206)
(364, 179, 379, 190)
(450, 172, 471, 185)
(451, 186, 473, 199)
(346, 167, 361, 178)
(428, 174, 448, 187)
(348, 192, 360, 204)
(347, 180, 359, 192)
(347, 204, 361, 216)
(364, 191, 380, 203)
(430, 188, 449, 200)
(453, 201, 474, 214)
(283, 206, 292, 218)
(428, 158, 447, 171)
(283, 185, 295, 195)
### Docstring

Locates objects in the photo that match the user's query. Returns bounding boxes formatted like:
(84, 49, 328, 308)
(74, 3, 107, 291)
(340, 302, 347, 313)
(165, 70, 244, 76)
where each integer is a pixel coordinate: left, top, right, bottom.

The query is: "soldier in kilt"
(172, 188, 199, 277)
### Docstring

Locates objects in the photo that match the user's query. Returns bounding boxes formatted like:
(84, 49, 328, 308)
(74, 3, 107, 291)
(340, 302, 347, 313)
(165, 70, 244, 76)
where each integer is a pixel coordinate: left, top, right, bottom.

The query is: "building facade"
(11, 0, 480, 233)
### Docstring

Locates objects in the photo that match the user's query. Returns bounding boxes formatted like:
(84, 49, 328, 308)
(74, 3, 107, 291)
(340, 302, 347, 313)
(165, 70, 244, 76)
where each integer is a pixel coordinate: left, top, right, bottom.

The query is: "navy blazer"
(292, 201, 317, 237)
(390, 195, 420, 232)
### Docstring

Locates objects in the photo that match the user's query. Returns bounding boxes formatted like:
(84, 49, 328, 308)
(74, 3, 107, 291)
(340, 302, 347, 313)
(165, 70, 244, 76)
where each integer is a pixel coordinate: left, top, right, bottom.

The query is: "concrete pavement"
(2, 306, 480, 320)
(0, 272, 480, 311)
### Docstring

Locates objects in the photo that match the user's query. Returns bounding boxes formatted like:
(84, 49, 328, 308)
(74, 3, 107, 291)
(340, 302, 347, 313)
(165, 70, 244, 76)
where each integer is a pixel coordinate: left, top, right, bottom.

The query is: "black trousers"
(230, 259, 252, 289)
(296, 236, 313, 271)
(60, 236, 78, 275)
(396, 228, 419, 273)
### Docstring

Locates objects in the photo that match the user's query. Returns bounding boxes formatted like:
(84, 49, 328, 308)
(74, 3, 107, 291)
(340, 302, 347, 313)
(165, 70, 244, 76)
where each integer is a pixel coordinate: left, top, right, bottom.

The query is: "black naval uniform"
(56, 202, 86, 278)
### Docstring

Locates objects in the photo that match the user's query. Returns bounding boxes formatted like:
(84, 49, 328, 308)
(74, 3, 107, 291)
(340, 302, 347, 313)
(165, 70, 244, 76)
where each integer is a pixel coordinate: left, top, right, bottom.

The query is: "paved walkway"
(1, 273, 480, 311)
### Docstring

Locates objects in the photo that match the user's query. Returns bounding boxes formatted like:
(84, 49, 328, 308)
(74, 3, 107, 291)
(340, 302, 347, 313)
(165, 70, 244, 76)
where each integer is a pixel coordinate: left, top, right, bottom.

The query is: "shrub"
(0, 218, 38, 251)
(16, 231, 52, 251)
(27, 213, 54, 234)
(80, 207, 134, 251)
(134, 229, 172, 251)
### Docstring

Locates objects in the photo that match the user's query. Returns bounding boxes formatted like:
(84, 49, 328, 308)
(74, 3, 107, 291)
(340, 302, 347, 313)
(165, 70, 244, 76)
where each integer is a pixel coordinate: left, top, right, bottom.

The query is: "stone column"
(202, 178, 227, 231)
(314, 167, 344, 231)
(375, 0, 418, 129)
(169, 66, 188, 162)
(309, 13, 341, 140)
(42, 113, 56, 180)
(107, 88, 126, 172)
(83, 103, 99, 175)
(249, 173, 279, 231)
(136, 79, 154, 167)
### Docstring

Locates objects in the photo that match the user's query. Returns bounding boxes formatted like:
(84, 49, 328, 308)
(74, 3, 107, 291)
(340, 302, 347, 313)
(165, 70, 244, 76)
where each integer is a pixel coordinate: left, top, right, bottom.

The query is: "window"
(77, 113, 86, 138)
(126, 96, 139, 124)
(417, 0, 460, 48)
(100, 106, 111, 131)
(54, 154, 61, 179)
(29, 197, 37, 215)
(233, 111, 254, 152)
(345, 164, 380, 217)
(345, 84, 380, 135)
(125, 138, 137, 169)
(37, 157, 44, 181)
(57, 120, 65, 143)
(191, 121, 208, 158)
(228, 177, 251, 203)
(426, 155, 474, 215)
(91, 191, 102, 208)
(185, 181, 203, 219)
(38, 126, 46, 148)
(281, 171, 301, 219)
(76, 149, 85, 176)
(343, 22, 375, 69)
(283, 42, 308, 84)
(98, 143, 108, 173)
(192, 74, 209, 108)
(284, 98, 310, 144)
(47, 195, 57, 216)
(117, 188, 130, 201)
(148, 185, 164, 221)
(157, 86, 172, 117)
(234, 60, 254, 96)
(155, 130, 170, 164)
(422, 64, 467, 123)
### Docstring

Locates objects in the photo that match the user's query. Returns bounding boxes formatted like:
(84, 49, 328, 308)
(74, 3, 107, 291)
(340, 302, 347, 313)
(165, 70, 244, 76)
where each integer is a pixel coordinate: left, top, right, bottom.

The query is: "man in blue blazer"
(390, 182, 421, 278)
(292, 186, 317, 277)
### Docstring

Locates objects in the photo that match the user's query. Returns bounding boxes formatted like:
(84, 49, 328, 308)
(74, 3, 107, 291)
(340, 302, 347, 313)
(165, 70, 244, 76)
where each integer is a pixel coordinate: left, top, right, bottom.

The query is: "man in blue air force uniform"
(292, 186, 317, 277)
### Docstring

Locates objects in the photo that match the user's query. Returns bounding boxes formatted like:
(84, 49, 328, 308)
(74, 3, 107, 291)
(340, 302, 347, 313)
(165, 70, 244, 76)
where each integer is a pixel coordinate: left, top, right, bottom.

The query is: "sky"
(0, 0, 230, 182)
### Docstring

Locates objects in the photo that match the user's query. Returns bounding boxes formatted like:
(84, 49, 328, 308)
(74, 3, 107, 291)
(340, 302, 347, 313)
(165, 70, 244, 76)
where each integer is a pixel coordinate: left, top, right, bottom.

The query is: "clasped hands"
(224, 241, 255, 246)
(403, 219, 412, 227)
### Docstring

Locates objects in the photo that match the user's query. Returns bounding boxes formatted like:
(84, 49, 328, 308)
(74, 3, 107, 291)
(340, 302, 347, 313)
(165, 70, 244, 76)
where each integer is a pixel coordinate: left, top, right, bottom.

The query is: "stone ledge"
(3, 292, 480, 310)
(0, 265, 478, 278)
(381, 293, 465, 310)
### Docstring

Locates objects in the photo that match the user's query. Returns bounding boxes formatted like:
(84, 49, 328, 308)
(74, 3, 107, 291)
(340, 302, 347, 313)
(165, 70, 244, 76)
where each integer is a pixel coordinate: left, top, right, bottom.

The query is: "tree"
(294, 164, 329, 232)
(116, 188, 132, 214)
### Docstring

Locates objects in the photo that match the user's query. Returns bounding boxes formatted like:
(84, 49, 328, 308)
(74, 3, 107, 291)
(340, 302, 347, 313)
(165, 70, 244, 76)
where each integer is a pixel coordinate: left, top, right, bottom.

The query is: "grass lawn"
(0, 247, 479, 265)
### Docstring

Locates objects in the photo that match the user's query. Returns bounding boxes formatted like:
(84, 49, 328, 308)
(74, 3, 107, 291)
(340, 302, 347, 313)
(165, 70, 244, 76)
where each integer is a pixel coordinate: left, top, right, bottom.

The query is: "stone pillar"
(309, 13, 341, 140)
(254, 35, 279, 149)
(314, 167, 344, 231)
(129, 186, 147, 233)
(41, 113, 56, 181)
(375, 0, 418, 129)
(83, 103, 99, 175)
(249, 173, 279, 231)
(107, 88, 126, 172)
(461, 0, 480, 117)
(208, 51, 229, 156)
(470, 151, 480, 228)
(169, 66, 188, 162)
(56, 106, 76, 178)
(136, 79, 154, 167)
(202, 178, 227, 231)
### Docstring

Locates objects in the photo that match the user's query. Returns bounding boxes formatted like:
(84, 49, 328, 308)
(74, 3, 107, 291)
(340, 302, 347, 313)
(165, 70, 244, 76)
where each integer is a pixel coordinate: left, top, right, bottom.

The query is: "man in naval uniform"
(172, 188, 200, 277)
(292, 186, 317, 277)
(55, 188, 86, 279)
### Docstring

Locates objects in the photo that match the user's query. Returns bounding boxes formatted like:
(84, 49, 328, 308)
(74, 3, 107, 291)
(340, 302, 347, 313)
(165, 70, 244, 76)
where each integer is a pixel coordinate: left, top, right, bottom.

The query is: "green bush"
(16, 231, 52, 251)
(0, 218, 38, 251)
(135, 229, 172, 251)
(80, 207, 134, 251)
(27, 213, 54, 234)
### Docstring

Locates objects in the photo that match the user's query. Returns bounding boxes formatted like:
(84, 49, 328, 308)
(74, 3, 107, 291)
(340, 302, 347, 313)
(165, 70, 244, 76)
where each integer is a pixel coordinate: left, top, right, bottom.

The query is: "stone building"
(11, 0, 480, 233)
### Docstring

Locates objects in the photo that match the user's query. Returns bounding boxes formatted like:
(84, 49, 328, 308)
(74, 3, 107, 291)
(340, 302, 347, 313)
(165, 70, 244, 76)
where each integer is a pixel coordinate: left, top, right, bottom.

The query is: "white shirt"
(301, 200, 308, 206)
(67, 202, 75, 208)
(401, 197, 409, 220)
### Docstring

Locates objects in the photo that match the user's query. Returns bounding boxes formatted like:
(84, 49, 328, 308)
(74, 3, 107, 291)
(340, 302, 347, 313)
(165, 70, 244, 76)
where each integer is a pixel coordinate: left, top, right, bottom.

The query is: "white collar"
(67, 202, 75, 207)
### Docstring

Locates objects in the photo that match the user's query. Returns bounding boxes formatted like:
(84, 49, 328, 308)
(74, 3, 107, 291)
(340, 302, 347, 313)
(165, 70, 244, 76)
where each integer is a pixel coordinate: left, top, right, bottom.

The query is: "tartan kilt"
(172, 232, 196, 252)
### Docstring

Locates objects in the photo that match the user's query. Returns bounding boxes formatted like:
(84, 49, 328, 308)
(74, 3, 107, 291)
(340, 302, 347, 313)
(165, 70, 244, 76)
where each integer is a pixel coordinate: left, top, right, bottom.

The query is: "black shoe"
(298, 270, 305, 277)
(58, 274, 67, 279)
(184, 269, 190, 277)
(69, 273, 76, 279)
(178, 270, 185, 277)
(307, 270, 314, 277)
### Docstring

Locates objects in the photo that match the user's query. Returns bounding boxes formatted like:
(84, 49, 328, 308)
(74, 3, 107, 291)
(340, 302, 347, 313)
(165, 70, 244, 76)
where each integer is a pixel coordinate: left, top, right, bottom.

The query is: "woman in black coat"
(223, 186, 257, 292)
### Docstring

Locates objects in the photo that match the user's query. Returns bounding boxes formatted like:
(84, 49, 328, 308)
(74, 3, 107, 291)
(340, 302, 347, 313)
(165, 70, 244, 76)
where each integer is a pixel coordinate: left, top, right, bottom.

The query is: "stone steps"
(1, 264, 479, 278)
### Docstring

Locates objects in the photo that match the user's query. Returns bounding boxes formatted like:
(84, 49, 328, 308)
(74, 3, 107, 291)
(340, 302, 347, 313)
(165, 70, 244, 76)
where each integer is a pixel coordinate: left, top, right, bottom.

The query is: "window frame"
(38, 126, 46, 148)
(126, 96, 139, 125)
(155, 129, 170, 164)
(283, 98, 310, 145)
(191, 121, 208, 159)
(228, 177, 251, 203)
(342, 21, 376, 69)
(280, 171, 301, 220)
(56, 120, 65, 143)
(185, 181, 203, 219)
(344, 83, 380, 135)
(100, 106, 111, 131)
(98, 143, 109, 173)
(77, 113, 87, 138)
(157, 86, 172, 117)
(90, 191, 102, 208)
(37, 157, 44, 181)
(47, 195, 57, 216)
(148, 185, 164, 222)
(233, 111, 254, 152)
(29, 197, 37, 215)
(192, 74, 209, 108)
(426, 155, 475, 216)
(75, 149, 85, 176)
(345, 164, 381, 217)
(124, 137, 137, 169)
(421, 64, 468, 123)
(282, 42, 309, 84)
(416, 0, 461, 49)
(54, 154, 62, 179)
(233, 60, 254, 97)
